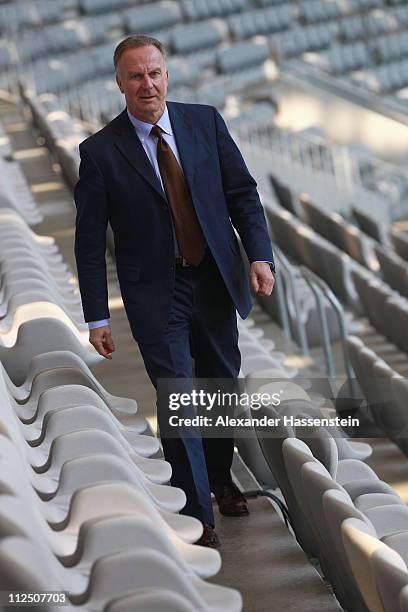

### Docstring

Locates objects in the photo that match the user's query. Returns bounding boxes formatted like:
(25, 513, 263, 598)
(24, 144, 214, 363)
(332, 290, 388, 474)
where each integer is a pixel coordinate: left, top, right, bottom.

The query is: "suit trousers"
(137, 252, 241, 526)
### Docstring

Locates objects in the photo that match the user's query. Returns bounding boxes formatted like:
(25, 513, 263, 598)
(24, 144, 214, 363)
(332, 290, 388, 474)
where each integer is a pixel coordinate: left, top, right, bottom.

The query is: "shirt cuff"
(252, 260, 275, 272)
(88, 319, 110, 329)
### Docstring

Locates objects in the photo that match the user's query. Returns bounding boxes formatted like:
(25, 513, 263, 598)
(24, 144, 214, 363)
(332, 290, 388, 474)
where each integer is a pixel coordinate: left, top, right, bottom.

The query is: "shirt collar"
(127, 105, 173, 139)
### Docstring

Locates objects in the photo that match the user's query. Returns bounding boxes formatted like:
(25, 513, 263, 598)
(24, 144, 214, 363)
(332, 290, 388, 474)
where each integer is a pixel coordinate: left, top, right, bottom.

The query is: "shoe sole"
(219, 508, 249, 517)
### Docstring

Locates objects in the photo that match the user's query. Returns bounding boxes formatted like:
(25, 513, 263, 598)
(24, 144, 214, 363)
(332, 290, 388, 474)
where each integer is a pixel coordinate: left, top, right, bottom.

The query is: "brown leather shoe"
(195, 524, 221, 549)
(212, 481, 249, 517)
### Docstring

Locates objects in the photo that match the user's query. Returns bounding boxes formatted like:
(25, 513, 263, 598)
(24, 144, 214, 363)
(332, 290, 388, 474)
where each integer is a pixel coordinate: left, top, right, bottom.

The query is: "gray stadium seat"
(269, 175, 301, 216)
(0, 537, 241, 611)
(269, 23, 334, 60)
(180, 0, 246, 21)
(299, 0, 345, 24)
(352, 205, 388, 244)
(338, 15, 365, 43)
(367, 8, 400, 36)
(228, 5, 293, 39)
(123, 2, 181, 34)
(342, 518, 397, 612)
(80, 0, 131, 14)
(216, 39, 269, 72)
(374, 545, 408, 612)
(391, 230, 408, 261)
(166, 58, 201, 89)
(374, 243, 408, 298)
(169, 19, 227, 54)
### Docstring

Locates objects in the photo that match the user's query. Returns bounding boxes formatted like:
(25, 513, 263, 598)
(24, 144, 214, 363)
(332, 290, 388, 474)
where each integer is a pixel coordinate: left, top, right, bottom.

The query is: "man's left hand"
(250, 262, 275, 296)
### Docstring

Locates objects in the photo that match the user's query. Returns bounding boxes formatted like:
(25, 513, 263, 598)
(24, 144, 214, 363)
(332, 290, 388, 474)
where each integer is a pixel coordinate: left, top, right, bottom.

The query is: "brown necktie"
(151, 125, 205, 266)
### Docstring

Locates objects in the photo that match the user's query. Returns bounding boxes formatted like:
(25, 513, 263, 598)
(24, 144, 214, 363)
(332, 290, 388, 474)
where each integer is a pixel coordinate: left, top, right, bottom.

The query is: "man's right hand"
(89, 325, 115, 360)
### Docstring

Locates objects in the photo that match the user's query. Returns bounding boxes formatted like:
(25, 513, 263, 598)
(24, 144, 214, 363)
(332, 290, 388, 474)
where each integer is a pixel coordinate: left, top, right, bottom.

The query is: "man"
(74, 35, 275, 548)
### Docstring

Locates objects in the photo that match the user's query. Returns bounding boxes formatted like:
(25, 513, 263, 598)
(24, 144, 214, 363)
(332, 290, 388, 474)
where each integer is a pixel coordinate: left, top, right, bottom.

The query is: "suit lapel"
(167, 102, 196, 192)
(113, 110, 166, 201)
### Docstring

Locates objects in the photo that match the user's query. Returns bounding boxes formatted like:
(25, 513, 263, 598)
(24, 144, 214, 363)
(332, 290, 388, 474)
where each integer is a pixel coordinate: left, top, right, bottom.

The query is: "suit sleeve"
(74, 142, 110, 322)
(213, 107, 275, 269)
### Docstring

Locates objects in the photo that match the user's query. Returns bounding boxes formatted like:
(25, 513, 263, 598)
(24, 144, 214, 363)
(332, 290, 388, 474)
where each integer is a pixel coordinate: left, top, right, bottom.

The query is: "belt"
(175, 256, 192, 268)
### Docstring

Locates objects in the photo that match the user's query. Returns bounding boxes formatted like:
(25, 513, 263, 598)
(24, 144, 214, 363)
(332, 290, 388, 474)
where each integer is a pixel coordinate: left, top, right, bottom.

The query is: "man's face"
(116, 45, 168, 123)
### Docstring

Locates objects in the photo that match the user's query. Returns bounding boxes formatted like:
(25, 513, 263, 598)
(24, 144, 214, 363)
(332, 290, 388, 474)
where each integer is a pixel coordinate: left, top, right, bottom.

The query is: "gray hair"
(114, 35, 166, 70)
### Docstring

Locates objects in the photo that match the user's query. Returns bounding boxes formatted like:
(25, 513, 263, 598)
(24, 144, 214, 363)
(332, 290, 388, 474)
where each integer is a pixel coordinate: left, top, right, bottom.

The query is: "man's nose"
(141, 75, 153, 88)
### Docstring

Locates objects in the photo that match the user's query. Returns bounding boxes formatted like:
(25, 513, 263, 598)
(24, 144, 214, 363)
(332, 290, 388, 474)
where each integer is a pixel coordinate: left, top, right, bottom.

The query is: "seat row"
(0, 196, 242, 609)
(352, 267, 408, 355)
(352, 206, 408, 262)
(180, 0, 247, 22)
(299, 0, 360, 24)
(2, 0, 407, 68)
(374, 243, 408, 299)
(265, 203, 363, 313)
(261, 191, 408, 369)
(27, 93, 84, 189)
(235, 313, 372, 487)
(347, 334, 408, 455)
(0, 339, 242, 610)
(300, 195, 408, 299)
(298, 193, 377, 270)
(21, 30, 273, 98)
(17, 12, 122, 63)
(298, 3, 403, 35)
(83, 0, 247, 20)
(264, 244, 344, 348)
(0, 207, 104, 382)
(0, 0, 68, 35)
(372, 31, 408, 64)
(227, 4, 293, 39)
(0, 156, 42, 226)
(391, 230, 408, 261)
(304, 41, 371, 76)
(269, 23, 335, 60)
(233, 314, 301, 487)
(279, 429, 408, 612)
(270, 177, 408, 300)
(7, 7, 224, 68)
(351, 58, 408, 94)
(246, 394, 408, 611)
(6, 0, 406, 107)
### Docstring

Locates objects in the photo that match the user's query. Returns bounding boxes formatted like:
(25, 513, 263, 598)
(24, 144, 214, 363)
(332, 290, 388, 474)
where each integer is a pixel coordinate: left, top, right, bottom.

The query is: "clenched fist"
(89, 325, 116, 360)
(250, 262, 275, 296)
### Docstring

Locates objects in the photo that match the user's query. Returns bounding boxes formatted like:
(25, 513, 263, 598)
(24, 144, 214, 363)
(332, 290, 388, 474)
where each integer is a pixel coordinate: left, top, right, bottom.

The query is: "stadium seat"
(80, 0, 131, 14)
(375, 546, 408, 612)
(391, 230, 408, 261)
(228, 5, 293, 39)
(180, 0, 246, 21)
(123, 2, 182, 34)
(0, 538, 241, 611)
(169, 19, 227, 54)
(216, 39, 270, 73)
(374, 243, 408, 298)
(342, 518, 400, 612)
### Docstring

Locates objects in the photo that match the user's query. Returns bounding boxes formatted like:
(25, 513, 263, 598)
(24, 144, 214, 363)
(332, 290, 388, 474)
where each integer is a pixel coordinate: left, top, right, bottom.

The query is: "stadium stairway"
(0, 97, 343, 610)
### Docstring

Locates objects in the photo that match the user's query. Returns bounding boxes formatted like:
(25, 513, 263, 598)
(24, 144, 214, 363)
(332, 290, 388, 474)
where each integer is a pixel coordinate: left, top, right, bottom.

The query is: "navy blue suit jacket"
(74, 102, 274, 343)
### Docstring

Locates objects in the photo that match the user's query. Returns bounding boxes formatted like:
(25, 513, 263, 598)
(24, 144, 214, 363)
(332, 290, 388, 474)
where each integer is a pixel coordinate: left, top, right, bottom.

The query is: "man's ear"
(116, 73, 124, 94)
